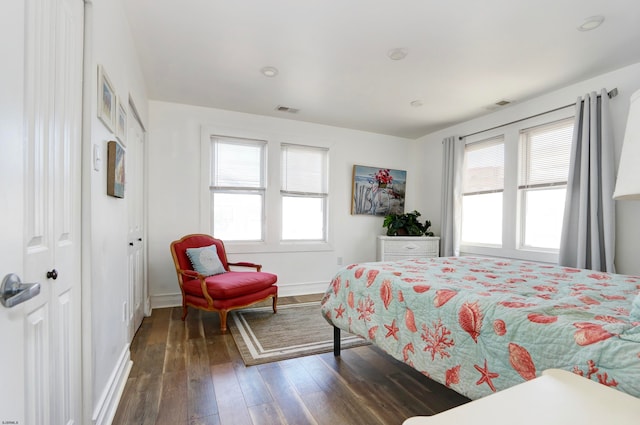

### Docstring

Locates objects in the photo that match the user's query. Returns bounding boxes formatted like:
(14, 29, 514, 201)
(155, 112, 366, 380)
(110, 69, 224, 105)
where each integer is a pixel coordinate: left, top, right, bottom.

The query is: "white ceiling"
(123, 0, 640, 139)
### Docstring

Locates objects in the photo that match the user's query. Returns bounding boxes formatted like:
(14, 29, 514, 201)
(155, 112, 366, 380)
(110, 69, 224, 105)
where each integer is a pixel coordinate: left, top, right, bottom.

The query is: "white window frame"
(517, 118, 574, 252)
(209, 135, 267, 242)
(280, 143, 329, 242)
(459, 108, 574, 263)
(199, 127, 333, 254)
(460, 135, 505, 248)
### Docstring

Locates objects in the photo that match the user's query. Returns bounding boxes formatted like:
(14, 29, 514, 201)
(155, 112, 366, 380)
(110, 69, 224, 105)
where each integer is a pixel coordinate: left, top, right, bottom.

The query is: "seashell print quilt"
(320, 256, 640, 400)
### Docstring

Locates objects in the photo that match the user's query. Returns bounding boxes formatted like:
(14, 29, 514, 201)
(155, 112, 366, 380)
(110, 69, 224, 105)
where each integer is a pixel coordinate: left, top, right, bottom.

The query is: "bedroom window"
(280, 144, 328, 241)
(518, 119, 573, 250)
(210, 137, 266, 241)
(461, 136, 504, 246)
(459, 107, 574, 262)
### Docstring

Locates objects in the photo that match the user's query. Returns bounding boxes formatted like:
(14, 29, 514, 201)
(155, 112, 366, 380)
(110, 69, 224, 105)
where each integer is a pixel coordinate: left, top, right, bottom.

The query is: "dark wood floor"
(112, 295, 469, 425)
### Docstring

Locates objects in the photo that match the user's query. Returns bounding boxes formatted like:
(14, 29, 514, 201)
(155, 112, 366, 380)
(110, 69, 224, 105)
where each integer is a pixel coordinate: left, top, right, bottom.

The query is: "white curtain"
(440, 136, 465, 257)
(559, 89, 616, 272)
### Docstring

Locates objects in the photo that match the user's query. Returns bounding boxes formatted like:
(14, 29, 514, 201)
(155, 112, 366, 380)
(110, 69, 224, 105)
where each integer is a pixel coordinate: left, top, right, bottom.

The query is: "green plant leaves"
(382, 210, 433, 236)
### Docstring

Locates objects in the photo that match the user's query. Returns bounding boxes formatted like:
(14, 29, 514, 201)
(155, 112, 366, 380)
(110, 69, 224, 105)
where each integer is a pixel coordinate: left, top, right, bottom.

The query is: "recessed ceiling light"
(410, 100, 423, 108)
(387, 48, 408, 61)
(577, 15, 605, 31)
(260, 66, 279, 77)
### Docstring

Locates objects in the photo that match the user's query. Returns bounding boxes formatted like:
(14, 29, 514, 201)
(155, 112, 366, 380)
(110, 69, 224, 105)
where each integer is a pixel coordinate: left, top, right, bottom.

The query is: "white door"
(0, 0, 84, 423)
(127, 107, 147, 339)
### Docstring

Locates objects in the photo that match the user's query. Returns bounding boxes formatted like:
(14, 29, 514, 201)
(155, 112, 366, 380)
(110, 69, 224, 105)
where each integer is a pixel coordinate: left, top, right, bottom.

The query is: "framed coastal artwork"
(98, 65, 116, 132)
(116, 96, 127, 145)
(107, 141, 125, 198)
(351, 165, 406, 216)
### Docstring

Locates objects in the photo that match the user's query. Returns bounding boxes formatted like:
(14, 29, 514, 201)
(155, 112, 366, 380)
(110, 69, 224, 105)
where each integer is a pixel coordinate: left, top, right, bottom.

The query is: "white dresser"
(376, 236, 440, 261)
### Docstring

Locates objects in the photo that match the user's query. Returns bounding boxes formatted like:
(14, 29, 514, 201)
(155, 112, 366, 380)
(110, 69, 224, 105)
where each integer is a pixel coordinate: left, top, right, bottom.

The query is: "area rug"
(228, 301, 369, 366)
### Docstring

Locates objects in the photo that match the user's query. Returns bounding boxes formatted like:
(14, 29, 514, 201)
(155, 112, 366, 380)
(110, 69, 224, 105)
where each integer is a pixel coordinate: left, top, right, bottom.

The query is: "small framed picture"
(98, 65, 116, 132)
(116, 96, 127, 145)
(107, 140, 125, 198)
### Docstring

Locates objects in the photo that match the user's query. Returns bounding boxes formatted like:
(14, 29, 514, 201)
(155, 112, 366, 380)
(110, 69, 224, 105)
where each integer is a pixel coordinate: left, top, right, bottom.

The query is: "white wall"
(82, 0, 148, 423)
(147, 102, 417, 305)
(413, 62, 640, 275)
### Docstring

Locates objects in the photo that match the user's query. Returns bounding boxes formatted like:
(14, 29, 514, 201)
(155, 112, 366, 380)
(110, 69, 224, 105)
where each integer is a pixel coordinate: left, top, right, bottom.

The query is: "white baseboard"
(144, 296, 152, 316)
(150, 292, 182, 309)
(92, 344, 132, 425)
(277, 281, 328, 297)
(150, 281, 328, 310)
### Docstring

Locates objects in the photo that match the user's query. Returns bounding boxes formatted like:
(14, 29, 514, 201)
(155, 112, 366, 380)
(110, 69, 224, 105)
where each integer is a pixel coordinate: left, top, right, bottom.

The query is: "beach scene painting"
(351, 165, 406, 216)
(107, 141, 125, 198)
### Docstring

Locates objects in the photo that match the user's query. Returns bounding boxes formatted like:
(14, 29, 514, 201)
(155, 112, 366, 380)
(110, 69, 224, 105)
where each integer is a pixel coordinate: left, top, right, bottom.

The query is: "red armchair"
(170, 234, 278, 332)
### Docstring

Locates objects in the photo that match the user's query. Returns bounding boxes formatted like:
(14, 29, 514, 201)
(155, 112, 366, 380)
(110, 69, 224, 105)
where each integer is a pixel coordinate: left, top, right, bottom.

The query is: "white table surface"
(403, 369, 640, 425)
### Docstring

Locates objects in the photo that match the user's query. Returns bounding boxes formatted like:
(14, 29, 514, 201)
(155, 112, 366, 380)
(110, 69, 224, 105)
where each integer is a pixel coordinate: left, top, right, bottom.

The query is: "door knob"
(47, 269, 58, 280)
(1, 274, 41, 308)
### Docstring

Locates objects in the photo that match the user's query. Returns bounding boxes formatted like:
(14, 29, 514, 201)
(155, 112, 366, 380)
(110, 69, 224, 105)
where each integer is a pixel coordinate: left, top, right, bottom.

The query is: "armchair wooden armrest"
(177, 268, 213, 304)
(179, 269, 202, 279)
(228, 262, 262, 272)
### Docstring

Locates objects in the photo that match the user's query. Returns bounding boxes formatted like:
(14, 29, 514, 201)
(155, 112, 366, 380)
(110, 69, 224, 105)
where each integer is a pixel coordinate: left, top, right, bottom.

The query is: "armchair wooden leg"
(272, 294, 278, 313)
(182, 304, 188, 321)
(219, 310, 228, 333)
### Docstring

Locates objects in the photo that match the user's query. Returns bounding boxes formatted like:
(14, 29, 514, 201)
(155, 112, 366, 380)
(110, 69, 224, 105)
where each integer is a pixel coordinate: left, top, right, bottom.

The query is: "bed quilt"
(320, 256, 640, 400)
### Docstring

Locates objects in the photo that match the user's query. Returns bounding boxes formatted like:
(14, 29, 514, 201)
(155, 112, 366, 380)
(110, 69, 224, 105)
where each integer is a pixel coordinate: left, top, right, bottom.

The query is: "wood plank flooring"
(112, 295, 470, 425)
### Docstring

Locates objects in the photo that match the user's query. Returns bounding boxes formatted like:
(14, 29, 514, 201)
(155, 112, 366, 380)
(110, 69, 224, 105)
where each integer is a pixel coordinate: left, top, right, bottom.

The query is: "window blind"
(281, 144, 328, 195)
(519, 119, 573, 189)
(212, 137, 266, 188)
(463, 136, 505, 195)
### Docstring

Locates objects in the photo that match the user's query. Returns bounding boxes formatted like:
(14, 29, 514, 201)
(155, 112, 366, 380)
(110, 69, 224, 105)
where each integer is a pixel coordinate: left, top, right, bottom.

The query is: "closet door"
(127, 108, 147, 340)
(0, 0, 84, 423)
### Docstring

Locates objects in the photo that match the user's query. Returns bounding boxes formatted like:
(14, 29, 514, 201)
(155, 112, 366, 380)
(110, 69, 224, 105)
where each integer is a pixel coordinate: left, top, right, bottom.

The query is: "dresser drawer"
(377, 236, 440, 261)
(383, 254, 429, 261)
(383, 240, 436, 254)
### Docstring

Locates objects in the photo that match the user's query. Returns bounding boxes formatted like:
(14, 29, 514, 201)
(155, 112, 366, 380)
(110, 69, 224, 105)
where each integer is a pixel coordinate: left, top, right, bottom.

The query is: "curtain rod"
(458, 88, 618, 140)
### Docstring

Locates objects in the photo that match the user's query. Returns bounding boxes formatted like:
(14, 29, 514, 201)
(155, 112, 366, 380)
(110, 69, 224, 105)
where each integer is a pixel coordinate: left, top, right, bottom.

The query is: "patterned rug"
(228, 301, 368, 366)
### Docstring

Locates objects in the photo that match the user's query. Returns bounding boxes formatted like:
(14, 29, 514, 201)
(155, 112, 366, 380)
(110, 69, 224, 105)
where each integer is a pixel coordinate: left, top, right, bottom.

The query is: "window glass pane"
(213, 139, 264, 188)
(463, 137, 504, 194)
(461, 193, 502, 245)
(282, 196, 324, 240)
(281, 144, 328, 194)
(213, 192, 263, 241)
(522, 188, 566, 249)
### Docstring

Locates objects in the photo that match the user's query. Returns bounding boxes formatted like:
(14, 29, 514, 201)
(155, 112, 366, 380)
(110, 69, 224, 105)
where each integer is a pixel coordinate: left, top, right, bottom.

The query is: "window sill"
(225, 241, 334, 255)
(460, 245, 559, 264)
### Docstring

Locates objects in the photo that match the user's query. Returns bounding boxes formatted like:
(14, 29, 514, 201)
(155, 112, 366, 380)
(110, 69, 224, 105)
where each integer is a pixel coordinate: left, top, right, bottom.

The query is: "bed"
(320, 256, 640, 400)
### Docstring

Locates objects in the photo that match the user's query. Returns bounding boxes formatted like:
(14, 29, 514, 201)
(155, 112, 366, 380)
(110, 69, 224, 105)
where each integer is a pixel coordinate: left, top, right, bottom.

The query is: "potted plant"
(382, 210, 434, 236)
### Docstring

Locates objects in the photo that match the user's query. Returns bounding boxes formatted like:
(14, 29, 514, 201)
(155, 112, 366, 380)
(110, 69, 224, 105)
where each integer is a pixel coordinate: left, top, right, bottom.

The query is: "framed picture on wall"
(98, 65, 116, 132)
(116, 96, 127, 145)
(351, 165, 406, 216)
(107, 140, 125, 198)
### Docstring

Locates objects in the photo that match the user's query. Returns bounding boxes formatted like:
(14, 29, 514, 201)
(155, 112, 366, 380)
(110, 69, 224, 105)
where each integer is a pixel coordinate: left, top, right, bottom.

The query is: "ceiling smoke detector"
(275, 105, 299, 114)
(495, 100, 511, 106)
